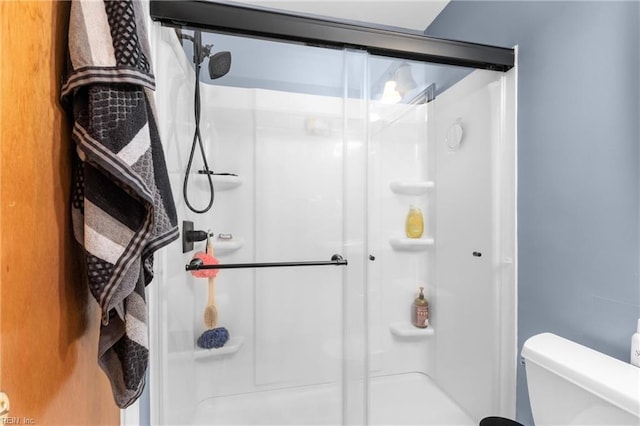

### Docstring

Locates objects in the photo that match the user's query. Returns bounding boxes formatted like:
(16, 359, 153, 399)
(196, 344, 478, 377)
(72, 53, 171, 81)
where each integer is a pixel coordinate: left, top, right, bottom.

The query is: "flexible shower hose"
(183, 58, 215, 214)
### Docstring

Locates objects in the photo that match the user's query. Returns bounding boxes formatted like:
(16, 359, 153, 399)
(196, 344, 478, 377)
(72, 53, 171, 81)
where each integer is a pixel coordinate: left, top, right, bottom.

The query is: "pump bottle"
(413, 287, 429, 328)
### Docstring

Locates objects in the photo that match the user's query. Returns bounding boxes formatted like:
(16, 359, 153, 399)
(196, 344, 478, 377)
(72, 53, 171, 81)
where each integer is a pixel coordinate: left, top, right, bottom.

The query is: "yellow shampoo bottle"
(405, 205, 424, 238)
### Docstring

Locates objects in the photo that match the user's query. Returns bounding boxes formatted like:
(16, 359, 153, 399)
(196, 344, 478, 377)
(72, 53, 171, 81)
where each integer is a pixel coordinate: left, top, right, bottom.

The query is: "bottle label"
(414, 305, 429, 328)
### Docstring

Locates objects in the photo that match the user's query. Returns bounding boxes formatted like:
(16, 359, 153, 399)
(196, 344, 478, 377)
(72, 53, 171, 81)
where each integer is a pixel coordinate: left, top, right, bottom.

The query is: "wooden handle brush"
(203, 236, 218, 329)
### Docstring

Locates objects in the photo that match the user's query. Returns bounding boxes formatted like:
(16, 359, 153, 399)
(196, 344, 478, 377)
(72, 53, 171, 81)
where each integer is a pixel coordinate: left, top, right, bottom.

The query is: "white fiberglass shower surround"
(148, 2, 517, 425)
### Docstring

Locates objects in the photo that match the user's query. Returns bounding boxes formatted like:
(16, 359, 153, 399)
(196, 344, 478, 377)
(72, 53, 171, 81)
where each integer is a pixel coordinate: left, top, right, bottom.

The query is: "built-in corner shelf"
(389, 237, 434, 251)
(213, 175, 243, 191)
(214, 238, 244, 255)
(389, 322, 434, 338)
(389, 181, 434, 196)
(194, 336, 245, 361)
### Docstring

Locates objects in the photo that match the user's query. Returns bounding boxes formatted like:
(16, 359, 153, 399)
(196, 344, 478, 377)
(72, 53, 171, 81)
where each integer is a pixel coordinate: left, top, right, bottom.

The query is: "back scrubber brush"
(203, 236, 218, 329)
(189, 234, 229, 349)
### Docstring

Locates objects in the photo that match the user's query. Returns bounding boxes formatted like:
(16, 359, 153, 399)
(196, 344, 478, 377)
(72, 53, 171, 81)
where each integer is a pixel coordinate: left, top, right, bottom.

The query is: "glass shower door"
(250, 50, 366, 425)
(364, 55, 516, 424)
(150, 19, 516, 426)
(364, 55, 437, 424)
(151, 24, 370, 425)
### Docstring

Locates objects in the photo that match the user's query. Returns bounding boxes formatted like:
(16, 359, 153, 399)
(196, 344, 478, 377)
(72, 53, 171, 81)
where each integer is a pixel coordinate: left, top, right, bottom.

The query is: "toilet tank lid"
(522, 333, 640, 418)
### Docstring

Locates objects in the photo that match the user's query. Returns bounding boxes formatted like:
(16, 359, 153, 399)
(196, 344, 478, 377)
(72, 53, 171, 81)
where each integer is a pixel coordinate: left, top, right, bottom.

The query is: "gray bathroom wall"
(426, 1, 640, 424)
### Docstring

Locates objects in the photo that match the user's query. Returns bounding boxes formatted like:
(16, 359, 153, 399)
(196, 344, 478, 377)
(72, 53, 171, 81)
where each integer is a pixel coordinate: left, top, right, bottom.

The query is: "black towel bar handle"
(185, 254, 347, 271)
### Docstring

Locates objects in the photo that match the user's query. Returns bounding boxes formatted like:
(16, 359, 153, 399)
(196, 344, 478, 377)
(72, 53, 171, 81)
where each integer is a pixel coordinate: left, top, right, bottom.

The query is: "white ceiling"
(232, 0, 449, 32)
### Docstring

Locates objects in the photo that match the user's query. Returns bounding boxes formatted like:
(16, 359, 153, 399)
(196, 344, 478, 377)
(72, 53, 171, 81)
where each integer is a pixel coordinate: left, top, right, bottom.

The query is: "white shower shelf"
(212, 175, 243, 191)
(389, 322, 434, 338)
(195, 175, 243, 192)
(193, 336, 245, 360)
(389, 181, 434, 196)
(213, 238, 244, 255)
(167, 336, 245, 361)
(389, 237, 434, 251)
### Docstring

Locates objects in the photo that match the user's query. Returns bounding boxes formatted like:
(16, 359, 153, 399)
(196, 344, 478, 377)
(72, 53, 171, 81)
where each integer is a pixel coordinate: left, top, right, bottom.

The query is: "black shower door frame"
(149, 0, 514, 72)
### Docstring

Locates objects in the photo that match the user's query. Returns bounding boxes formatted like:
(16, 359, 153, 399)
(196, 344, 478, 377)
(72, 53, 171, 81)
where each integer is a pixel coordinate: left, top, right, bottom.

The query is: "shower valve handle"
(186, 230, 208, 243)
(182, 220, 211, 253)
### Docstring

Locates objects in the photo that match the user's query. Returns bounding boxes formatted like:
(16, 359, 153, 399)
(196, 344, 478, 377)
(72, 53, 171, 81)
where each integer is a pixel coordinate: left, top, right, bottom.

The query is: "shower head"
(176, 30, 232, 79)
(208, 51, 232, 80)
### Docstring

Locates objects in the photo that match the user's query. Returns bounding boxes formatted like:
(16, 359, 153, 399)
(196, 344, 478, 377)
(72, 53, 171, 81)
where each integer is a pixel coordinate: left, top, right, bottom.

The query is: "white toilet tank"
(522, 333, 640, 426)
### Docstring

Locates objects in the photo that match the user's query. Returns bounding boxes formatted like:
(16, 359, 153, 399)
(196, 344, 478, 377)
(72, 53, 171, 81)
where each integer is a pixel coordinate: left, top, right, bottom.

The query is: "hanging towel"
(61, 0, 179, 408)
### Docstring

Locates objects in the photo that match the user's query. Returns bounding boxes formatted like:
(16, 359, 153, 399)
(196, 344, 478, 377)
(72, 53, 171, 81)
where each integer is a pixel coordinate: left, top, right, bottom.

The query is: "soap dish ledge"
(389, 322, 434, 338)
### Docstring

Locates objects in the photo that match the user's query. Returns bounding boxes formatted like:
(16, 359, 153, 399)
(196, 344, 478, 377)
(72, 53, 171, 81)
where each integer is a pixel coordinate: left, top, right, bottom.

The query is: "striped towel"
(61, 0, 179, 408)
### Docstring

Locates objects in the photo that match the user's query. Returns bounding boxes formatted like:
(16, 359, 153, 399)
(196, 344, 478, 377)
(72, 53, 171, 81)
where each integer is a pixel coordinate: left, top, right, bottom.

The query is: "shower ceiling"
(232, 0, 450, 32)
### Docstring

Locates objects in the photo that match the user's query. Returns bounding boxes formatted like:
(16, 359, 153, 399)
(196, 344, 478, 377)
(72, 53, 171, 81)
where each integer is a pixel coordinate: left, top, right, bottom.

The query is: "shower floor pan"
(170, 372, 474, 425)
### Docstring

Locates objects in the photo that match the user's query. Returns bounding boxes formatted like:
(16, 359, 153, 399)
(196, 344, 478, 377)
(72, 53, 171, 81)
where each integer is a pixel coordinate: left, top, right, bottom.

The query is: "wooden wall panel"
(0, 2, 120, 424)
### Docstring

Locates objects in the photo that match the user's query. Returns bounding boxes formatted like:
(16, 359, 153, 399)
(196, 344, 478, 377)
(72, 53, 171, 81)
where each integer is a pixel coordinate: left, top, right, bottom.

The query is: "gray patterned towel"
(61, 0, 179, 408)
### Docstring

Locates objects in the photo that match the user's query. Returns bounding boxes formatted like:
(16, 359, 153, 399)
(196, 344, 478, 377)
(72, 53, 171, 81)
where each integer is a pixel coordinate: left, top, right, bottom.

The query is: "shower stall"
(148, 2, 516, 424)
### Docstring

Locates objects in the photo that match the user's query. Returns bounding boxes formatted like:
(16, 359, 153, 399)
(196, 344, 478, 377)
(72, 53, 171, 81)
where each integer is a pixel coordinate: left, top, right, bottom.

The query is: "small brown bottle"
(413, 287, 429, 328)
